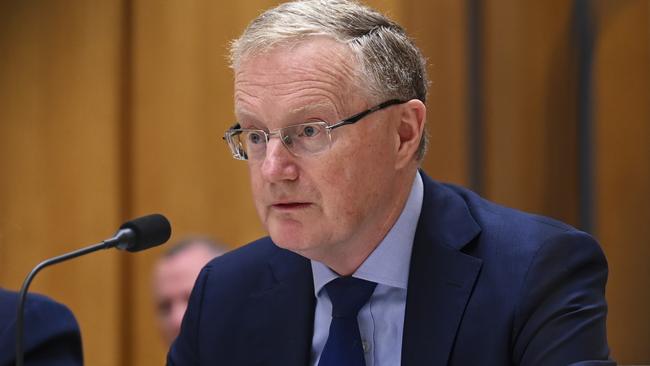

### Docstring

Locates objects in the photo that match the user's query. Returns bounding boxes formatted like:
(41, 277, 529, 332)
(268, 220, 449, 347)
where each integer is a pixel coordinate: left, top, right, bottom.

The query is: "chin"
(267, 222, 312, 254)
(270, 230, 305, 251)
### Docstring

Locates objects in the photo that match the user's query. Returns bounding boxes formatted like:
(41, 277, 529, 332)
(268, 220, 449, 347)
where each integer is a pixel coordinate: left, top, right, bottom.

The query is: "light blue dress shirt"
(310, 172, 424, 366)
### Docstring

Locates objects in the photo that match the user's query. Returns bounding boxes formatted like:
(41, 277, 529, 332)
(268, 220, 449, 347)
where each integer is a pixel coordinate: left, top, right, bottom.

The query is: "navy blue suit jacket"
(169, 173, 613, 365)
(0, 289, 83, 366)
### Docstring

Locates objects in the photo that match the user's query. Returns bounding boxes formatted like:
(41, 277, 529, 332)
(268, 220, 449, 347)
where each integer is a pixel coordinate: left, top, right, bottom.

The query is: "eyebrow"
(236, 101, 340, 127)
(288, 102, 337, 117)
(233, 106, 255, 121)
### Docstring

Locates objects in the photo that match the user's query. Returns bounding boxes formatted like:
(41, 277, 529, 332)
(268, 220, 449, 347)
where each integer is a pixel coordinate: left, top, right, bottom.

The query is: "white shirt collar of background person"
(310, 171, 423, 366)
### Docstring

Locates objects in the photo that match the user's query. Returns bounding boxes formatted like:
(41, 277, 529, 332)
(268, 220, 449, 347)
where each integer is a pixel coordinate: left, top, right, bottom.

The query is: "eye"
(157, 300, 172, 316)
(299, 124, 321, 138)
(247, 131, 265, 145)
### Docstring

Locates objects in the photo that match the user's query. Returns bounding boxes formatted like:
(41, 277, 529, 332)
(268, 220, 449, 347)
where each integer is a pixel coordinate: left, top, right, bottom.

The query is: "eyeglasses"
(223, 99, 407, 161)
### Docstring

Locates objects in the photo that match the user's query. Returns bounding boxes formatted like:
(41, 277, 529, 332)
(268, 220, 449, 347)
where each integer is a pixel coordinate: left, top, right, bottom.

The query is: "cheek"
(319, 138, 394, 220)
(318, 164, 368, 221)
(248, 166, 267, 214)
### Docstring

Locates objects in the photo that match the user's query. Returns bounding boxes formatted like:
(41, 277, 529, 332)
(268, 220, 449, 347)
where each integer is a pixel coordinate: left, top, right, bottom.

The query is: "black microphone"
(15, 214, 172, 366)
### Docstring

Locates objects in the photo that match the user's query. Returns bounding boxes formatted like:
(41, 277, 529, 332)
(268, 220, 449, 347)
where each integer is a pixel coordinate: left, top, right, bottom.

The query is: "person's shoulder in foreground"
(0, 288, 83, 366)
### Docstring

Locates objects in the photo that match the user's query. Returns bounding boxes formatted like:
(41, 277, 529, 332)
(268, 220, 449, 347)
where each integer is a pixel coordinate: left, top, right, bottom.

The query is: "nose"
(260, 138, 299, 182)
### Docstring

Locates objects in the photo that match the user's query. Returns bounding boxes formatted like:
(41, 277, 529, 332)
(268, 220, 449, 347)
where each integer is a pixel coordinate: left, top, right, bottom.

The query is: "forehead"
(233, 38, 362, 120)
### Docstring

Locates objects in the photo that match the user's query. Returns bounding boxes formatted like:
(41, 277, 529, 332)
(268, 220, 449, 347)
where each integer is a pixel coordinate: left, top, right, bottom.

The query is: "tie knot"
(325, 277, 377, 318)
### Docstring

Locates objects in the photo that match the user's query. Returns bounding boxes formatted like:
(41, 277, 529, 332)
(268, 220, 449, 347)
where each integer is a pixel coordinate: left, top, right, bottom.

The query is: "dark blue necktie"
(318, 276, 377, 366)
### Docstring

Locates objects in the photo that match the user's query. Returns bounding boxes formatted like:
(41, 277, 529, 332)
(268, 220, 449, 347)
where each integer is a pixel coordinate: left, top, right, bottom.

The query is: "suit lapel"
(237, 174, 483, 365)
(244, 245, 315, 366)
(402, 174, 483, 366)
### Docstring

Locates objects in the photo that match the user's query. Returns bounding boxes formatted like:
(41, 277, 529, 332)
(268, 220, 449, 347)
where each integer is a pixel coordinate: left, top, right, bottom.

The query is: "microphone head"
(119, 214, 171, 252)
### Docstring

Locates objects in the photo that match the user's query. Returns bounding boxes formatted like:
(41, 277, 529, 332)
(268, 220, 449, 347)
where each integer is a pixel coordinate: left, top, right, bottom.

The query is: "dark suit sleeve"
(512, 231, 614, 365)
(167, 265, 211, 366)
(23, 297, 83, 366)
(0, 291, 83, 366)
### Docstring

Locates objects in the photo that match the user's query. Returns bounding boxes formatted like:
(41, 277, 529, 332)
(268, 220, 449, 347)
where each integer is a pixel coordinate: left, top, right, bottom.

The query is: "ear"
(394, 99, 426, 169)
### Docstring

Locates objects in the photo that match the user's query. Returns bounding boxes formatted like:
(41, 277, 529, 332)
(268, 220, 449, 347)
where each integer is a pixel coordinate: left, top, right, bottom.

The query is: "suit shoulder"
(433, 181, 606, 276)
(0, 289, 82, 365)
(442, 182, 584, 241)
(195, 237, 307, 299)
(203, 236, 280, 274)
(0, 289, 79, 334)
(27, 293, 78, 326)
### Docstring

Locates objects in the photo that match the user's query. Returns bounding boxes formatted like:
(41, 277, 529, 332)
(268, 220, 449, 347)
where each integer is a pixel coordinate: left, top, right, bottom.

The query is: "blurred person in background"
(152, 237, 227, 345)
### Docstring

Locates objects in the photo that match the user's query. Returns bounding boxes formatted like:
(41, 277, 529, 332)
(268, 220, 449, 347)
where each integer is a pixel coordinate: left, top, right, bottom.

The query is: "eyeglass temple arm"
(328, 99, 406, 129)
(223, 123, 242, 140)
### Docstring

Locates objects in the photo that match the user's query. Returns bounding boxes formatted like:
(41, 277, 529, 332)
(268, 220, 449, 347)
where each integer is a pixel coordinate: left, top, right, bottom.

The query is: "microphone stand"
(15, 230, 133, 366)
(14, 213, 169, 366)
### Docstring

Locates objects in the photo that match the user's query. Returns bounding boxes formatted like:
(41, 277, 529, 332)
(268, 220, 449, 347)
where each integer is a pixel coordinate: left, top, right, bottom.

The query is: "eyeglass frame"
(223, 98, 408, 160)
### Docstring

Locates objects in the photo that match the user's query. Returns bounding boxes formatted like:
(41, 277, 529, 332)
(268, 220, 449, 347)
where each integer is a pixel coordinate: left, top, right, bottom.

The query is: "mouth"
(270, 202, 312, 211)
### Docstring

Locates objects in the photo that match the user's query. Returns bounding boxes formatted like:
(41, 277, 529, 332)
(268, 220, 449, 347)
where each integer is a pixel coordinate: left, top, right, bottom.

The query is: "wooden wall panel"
(403, 0, 470, 185)
(482, 0, 580, 225)
(594, 0, 650, 362)
(0, 1, 125, 365)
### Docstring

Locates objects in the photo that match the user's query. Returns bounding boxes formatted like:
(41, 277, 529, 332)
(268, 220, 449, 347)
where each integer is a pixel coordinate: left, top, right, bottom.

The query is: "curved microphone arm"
(14, 214, 169, 366)
(15, 228, 134, 366)
(15, 241, 114, 366)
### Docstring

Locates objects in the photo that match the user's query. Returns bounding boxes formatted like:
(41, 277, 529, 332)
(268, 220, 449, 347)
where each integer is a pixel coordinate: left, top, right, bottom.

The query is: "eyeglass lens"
(236, 121, 330, 159)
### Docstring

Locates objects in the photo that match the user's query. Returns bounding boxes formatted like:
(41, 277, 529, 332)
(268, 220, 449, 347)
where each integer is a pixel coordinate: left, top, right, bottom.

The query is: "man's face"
(152, 245, 218, 345)
(234, 38, 408, 271)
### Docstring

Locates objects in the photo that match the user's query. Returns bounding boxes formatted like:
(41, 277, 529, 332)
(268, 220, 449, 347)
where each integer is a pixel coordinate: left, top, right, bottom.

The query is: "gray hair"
(161, 236, 227, 259)
(230, 0, 429, 160)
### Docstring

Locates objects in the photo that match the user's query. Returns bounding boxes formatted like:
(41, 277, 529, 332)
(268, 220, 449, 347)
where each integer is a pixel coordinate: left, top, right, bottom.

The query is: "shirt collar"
(311, 171, 424, 295)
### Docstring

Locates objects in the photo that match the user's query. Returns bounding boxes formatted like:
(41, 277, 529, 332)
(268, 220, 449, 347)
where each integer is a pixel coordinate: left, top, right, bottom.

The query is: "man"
(0, 288, 83, 366)
(152, 237, 226, 345)
(169, 1, 613, 365)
